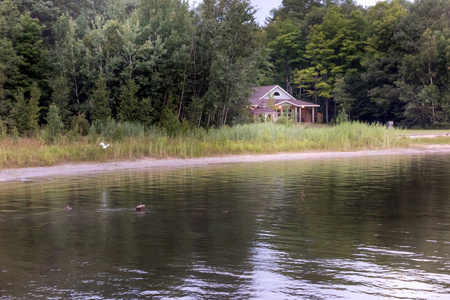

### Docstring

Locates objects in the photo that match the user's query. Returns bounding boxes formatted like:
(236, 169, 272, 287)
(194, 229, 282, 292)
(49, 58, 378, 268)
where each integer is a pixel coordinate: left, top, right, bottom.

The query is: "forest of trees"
(266, 0, 449, 127)
(0, 0, 449, 136)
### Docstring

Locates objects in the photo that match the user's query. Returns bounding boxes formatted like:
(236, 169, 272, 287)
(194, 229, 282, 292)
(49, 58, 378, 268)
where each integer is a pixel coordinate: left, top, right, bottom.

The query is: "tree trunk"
(223, 106, 229, 126)
(163, 91, 168, 108)
(221, 105, 227, 126)
(197, 112, 202, 129)
(429, 76, 435, 122)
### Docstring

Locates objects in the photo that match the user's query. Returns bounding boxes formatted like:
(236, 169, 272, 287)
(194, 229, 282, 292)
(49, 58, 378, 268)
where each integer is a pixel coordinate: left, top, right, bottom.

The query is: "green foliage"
(194, 0, 267, 127)
(9, 125, 19, 141)
(0, 121, 415, 170)
(334, 75, 354, 116)
(90, 74, 111, 122)
(0, 38, 18, 106)
(28, 82, 42, 131)
(89, 118, 147, 141)
(336, 108, 349, 124)
(294, 5, 366, 124)
(117, 79, 139, 122)
(44, 104, 63, 143)
(276, 116, 295, 126)
(365, 0, 408, 57)
(265, 17, 307, 94)
(50, 76, 71, 127)
(11, 83, 41, 134)
(0, 118, 7, 139)
(0, 0, 449, 134)
(70, 114, 90, 135)
(11, 88, 28, 133)
(137, 97, 155, 126)
(160, 102, 189, 137)
(11, 12, 48, 89)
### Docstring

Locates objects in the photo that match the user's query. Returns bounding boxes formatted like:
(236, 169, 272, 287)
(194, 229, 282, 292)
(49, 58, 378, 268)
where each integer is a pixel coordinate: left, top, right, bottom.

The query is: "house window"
(274, 92, 280, 97)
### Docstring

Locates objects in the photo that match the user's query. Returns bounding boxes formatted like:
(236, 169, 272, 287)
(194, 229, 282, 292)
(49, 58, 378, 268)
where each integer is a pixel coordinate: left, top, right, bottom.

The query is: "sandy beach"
(1, 145, 450, 182)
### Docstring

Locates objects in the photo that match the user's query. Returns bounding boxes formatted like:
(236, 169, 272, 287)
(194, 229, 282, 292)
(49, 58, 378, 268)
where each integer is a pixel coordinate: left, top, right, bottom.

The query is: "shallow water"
(0, 154, 449, 299)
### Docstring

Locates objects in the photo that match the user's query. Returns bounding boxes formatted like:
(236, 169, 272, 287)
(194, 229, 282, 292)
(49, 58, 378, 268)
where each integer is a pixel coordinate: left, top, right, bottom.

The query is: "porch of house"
(276, 105, 317, 123)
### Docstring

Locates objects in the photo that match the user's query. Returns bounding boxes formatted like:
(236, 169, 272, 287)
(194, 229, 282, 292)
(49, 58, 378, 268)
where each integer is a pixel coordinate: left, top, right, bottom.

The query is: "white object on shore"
(98, 142, 110, 149)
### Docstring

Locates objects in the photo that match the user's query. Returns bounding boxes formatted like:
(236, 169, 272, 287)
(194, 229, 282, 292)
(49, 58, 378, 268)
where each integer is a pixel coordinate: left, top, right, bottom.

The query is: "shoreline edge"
(1, 146, 450, 182)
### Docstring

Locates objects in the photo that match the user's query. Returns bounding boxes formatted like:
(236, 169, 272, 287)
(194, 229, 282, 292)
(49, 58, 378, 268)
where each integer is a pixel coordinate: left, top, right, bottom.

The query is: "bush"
(160, 106, 191, 137)
(336, 109, 349, 124)
(0, 119, 7, 139)
(70, 114, 90, 135)
(44, 104, 63, 143)
(89, 119, 148, 141)
(276, 116, 294, 126)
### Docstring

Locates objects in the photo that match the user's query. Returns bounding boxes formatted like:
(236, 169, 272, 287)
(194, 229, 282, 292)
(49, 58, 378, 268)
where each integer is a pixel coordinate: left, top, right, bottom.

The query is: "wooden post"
(299, 107, 302, 123)
(312, 107, 315, 123)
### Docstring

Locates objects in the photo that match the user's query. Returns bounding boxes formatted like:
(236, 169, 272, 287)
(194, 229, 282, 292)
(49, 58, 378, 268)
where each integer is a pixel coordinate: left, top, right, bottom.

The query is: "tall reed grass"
(0, 121, 413, 169)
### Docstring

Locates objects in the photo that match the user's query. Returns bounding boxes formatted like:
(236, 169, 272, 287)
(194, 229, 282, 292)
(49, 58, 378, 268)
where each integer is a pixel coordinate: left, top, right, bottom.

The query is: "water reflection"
(0, 154, 449, 299)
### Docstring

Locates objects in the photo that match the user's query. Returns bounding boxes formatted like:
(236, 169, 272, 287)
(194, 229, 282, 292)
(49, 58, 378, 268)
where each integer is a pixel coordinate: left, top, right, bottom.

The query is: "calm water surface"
(0, 154, 449, 299)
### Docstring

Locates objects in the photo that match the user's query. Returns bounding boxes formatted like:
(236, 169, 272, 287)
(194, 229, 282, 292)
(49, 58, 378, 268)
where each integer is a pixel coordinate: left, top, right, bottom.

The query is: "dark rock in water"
(136, 203, 145, 211)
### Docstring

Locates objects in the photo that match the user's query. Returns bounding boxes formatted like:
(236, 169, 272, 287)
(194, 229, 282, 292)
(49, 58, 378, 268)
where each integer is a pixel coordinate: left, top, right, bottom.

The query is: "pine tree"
(44, 104, 63, 142)
(117, 79, 139, 122)
(28, 82, 41, 131)
(137, 97, 155, 126)
(50, 76, 71, 127)
(90, 74, 111, 122)
(10, 82, 41, 134)
(11, 88, 28, 133)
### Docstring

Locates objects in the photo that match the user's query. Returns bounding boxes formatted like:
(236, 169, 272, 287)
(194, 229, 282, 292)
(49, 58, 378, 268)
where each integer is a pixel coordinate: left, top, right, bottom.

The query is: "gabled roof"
(250, 85, 319, 108)
(275, 99, 320, 108)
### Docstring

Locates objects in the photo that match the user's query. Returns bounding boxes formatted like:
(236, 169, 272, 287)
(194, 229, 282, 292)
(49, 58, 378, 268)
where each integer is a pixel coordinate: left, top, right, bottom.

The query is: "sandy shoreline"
(403, 133, 450, 138)
(1, 146, 450, 182)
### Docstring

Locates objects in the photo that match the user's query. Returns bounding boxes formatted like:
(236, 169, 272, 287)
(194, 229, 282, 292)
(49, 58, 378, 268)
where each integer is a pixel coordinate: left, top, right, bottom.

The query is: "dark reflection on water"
(0, 154, 449, 299)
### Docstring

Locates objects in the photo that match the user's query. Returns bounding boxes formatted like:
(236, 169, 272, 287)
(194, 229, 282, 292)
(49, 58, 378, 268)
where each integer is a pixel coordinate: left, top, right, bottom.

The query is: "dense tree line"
(0, 0, 449, 136)
(0, 0, 267, 135)
(265, 0, 450, 126)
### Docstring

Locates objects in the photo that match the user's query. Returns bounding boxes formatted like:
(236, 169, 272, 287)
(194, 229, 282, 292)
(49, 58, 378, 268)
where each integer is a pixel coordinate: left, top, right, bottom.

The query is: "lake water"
(0, 154, 449, 299)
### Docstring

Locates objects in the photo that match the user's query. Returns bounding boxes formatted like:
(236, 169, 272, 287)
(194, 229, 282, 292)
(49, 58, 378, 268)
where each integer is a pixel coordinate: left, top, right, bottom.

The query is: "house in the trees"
(249, 85, 320, 123)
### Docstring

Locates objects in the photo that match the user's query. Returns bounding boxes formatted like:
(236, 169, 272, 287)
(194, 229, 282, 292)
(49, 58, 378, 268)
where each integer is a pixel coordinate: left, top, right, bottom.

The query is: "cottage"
(249, 85, 320, 123)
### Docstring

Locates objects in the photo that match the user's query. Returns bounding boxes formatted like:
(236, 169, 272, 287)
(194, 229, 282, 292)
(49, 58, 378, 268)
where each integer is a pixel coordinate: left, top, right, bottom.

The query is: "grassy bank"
(0, 122, 419, 169)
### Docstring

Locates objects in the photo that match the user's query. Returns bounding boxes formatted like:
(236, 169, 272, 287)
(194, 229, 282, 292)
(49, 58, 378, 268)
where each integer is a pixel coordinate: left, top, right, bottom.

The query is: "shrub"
(336, 109, 349, 124)
(44, 104, 63, 143)
(160, 106, 191, 137)
(70, 114, 90, 135)
(276, 116, 294, 126)
(0, 119, 7, 139)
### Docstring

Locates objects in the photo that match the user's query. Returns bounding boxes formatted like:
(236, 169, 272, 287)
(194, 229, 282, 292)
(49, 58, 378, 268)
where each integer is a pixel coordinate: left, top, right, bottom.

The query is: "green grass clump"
(0, 121, 434, 170)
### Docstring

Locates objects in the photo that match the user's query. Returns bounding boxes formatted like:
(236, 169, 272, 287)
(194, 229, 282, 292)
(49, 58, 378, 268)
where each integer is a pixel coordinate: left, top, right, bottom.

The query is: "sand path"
(1, 146, 450, 182)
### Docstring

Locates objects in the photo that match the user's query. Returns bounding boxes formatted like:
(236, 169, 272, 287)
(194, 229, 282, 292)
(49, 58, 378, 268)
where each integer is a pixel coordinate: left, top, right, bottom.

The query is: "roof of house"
(274, 99, 320, 107)
(250, 85, 319, 108)
(249, 85, 280, 106)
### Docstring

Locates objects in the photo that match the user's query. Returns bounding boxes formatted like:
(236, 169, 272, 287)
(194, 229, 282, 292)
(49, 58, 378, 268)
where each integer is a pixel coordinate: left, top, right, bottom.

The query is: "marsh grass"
(0, 122, 415, 169)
